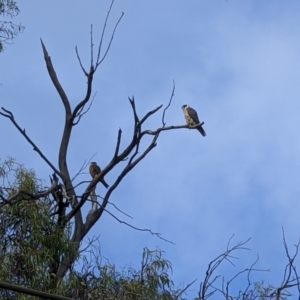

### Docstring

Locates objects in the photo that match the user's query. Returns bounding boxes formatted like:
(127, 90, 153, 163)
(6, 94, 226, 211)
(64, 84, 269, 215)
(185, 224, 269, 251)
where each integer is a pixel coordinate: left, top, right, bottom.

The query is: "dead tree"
(0, 0, 200, 280)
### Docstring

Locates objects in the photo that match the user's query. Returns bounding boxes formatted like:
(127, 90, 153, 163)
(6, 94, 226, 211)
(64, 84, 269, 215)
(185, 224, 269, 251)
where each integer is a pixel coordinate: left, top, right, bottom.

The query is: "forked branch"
(95, 0, 124, 69)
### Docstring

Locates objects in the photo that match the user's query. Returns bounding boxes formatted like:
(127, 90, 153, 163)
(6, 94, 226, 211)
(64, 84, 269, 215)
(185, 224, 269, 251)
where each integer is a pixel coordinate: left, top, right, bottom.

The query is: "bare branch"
(90, 23, 94, 68)
(139, 104, 163, 126)
(141, 122, 205, 137)
(40, 39, 71, 114)
(71, 1, 124, 128)
(71, 67, 94, 122)
(162, 79, 175, 126)
(96, 12, 124, 68)
(96, 0, 114, 65)
(95, 0, 124, 70)
(0, 107, 62, 178)
(73, 91, 97, 126)
(71, 162, 89, 182)
(71, 153, 97, 183)
(72, 180, 91, 190)
(108, 201, 133, 219)
(75, 45, 88, 76)
(222, 254, 268, 298)
(100, 205, 175, 244)
(113, 129, 122, 160)
(129, 96, 140, 126)
(40, 41, 80, 231)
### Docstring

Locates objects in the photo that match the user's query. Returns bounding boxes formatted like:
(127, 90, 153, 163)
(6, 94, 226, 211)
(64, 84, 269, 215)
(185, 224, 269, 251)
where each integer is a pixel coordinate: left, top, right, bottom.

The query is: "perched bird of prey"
(181, 104, 206, 137)
(89, 162, 109, 189)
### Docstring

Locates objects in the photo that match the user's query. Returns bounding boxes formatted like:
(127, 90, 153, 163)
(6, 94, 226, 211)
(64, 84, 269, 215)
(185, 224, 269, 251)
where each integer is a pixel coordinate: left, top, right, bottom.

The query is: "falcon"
(89, 162, 109, 189)
(181, 104, 206, 137)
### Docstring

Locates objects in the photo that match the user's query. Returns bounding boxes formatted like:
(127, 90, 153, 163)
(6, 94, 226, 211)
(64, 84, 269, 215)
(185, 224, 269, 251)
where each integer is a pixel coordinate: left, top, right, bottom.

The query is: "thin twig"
(103, 205, 175, 245)
(175, 278, 197, 299)
(113, 129, 122, 160)
(108, 201, 133, 219)
(199, 236, 252, 300)
(0, 107, 62, 178)
(96, 12, 124, 67)
(73, 91, 97, 126)
(90, 24, 94, 67)
(162, 79, 175, 127)
(96, 0, 114, 65)
(75, 45, 88, 76)
(71, 154, 97, 183)
(95, 0, 124, 69)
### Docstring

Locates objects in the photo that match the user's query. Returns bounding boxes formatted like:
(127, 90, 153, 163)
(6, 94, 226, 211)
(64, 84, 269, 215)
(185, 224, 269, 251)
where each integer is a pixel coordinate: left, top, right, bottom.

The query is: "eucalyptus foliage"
(0, 0, 24, 52)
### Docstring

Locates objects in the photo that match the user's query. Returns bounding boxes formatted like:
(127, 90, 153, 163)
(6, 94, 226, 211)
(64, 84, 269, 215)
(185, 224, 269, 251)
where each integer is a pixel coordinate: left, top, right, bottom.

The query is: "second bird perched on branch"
(181, 104, 206, 137)
(89, 162, 109, 189)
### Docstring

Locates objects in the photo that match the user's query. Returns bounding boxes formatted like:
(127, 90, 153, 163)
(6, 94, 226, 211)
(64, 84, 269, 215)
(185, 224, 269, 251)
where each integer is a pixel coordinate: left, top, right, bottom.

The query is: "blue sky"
(2, 0, 300, 298)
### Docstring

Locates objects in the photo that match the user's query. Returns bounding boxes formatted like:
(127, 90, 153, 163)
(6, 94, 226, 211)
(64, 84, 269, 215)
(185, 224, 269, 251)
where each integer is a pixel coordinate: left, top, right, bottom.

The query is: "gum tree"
(0, 0, 198, 286)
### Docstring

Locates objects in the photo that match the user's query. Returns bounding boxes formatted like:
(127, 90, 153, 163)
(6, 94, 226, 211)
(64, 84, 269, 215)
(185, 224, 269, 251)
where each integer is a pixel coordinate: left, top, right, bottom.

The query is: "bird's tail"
(197, 126, 206, 137)
(101, 178, 109, 189)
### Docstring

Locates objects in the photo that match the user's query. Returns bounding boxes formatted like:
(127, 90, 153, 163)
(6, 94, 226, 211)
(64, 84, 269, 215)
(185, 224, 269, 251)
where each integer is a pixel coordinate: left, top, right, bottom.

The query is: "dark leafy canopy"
(1, 159, 300, 300)
(0, 158, 185, 299)
(0, 158, 75, 297)
(0, 0, 24, 52)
